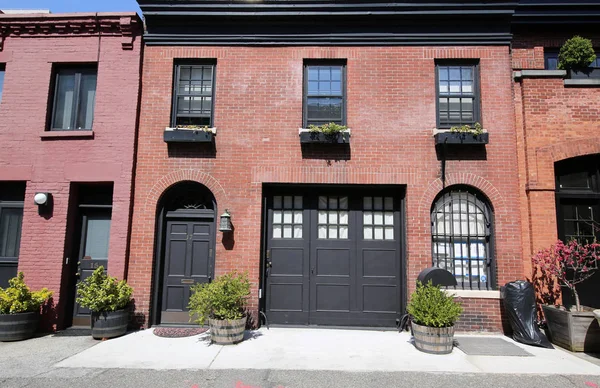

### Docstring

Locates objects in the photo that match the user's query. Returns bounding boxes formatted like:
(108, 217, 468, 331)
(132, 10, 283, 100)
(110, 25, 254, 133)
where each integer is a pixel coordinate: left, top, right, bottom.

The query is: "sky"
(0, 0, 142, 16)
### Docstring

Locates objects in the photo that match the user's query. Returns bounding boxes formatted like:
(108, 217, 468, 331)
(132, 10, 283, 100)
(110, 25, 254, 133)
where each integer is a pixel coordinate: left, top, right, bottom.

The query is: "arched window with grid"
(431, 187, 494, 290)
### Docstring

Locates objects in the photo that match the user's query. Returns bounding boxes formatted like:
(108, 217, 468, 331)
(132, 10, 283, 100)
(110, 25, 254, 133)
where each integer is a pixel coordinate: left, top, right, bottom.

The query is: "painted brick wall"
(129, 45, 523, 331)
(0, 14, 142, 329)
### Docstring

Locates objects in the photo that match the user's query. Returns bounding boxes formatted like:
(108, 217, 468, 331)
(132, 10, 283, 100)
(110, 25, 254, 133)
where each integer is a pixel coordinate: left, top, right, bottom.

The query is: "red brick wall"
(455, 298, 507, 332)
(513, 32, 600, 262)
(0, 14, 142, 329)
(129, 45, 523, 331)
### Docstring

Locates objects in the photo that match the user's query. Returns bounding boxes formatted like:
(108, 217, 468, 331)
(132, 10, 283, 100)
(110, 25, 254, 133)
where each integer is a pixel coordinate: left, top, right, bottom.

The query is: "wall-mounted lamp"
(34, 192, 52, 215)
(219, 209, 232, 232)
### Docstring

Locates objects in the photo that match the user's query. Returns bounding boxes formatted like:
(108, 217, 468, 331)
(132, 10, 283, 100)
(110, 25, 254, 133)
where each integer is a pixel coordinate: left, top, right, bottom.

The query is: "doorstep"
(54, 327, 600, 374)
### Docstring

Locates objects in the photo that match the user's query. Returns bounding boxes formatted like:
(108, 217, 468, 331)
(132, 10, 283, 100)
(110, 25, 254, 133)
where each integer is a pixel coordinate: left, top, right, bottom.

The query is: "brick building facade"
(127, 0, 529, 332)
(0, 12, 142, 329)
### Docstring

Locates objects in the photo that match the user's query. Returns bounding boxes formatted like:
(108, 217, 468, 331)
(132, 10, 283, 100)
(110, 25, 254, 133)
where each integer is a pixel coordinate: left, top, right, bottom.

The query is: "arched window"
(431, 187, 494, 290)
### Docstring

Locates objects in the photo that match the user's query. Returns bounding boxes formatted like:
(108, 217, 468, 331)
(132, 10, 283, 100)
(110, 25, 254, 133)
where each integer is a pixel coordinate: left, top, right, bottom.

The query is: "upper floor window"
(545, 49, 600, 71)
(172, 63, 215, 127)
(303, 61, 346, 128)
(431, 187, 494, 290)
(436, 61, 480, 128)
(50, 66, 97, 131)
(0, 64, 5, 104)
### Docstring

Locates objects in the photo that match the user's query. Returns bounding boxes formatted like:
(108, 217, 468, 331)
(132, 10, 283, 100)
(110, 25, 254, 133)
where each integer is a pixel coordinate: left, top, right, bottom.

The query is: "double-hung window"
(50, 66, 97, 131)
(436, 61, 480, 128)
(0, 64, 5, 104)
(303, 61, 346, 127)
(172, 63, 215, 127)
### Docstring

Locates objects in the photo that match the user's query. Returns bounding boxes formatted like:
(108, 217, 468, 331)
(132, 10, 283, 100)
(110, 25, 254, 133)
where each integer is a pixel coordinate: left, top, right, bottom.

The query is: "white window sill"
(299, 128, 351, 135)
(564, 79, 600, 87)
(444, 289, 501, 299)
(165, 127, 217, 134)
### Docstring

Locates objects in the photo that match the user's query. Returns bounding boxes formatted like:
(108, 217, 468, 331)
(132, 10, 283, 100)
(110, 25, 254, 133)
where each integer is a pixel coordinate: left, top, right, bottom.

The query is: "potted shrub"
(76, 266, 133, 340)
(299, 123, 350, 144)
(0, 272, 52, 342)
(434, 122, 489, 145)
(533, 239, 600, 352)
(188, 271, 251, 345)
(163, 125, 216, 143)
(407, 281, 462, 354)
(557, 35, 598, 79)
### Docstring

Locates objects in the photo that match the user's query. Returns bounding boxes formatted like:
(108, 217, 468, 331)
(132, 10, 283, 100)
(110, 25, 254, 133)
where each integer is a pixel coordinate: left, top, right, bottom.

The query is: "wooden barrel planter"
(0, 312, 39, 342)
(411, 321, 455, 354)
(209, 317, 247, 345)
(91, 309, 129, 340)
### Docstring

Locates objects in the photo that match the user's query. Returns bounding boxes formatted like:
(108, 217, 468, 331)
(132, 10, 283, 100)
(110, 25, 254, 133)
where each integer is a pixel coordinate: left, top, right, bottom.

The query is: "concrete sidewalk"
(55, 327, 600, 375)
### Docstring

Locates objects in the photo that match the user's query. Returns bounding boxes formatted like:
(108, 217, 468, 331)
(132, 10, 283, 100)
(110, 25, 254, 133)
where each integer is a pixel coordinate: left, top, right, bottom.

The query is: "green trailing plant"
(449, 122, 484, 136)
(175, 125, 212, 131)
(407, 281, 463, 328)
(188, 271, 251, 324)
(558, 36, 597, 70)
(308, 122, 348, 136)
(76, 266, 133, 313)
(0, 272, 52, 314)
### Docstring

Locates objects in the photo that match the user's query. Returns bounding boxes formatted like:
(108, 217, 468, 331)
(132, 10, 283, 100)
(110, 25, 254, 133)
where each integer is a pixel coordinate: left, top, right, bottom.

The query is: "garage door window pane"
(317, 196, 348, 239)
(273, 196, 302, 239)
(363, 197, 394, 240)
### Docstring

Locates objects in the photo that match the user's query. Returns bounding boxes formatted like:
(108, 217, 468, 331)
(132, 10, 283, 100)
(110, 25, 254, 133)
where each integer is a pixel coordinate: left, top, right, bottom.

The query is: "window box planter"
(569, 67, 600, 79)
(164, 127, 216, 143)
(91, 309, 129, 340)
(543, 305, 600, 352)
(0, 312, 39, 342)
(434, 130, 489, 145)
(299, 128, 351, 144)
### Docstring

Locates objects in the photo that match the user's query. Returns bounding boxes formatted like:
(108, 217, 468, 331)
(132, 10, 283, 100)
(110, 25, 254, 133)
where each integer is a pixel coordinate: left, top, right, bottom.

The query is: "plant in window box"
(533, 239, 600, 352)
(76, 266, 133, 340)
(0, 272, 52, 342)
(558, 36, 599, 79)
(188, 271, 250, 345)
(299, 123, 351, 144)
(407, 281, 462, 354)
(163, 125, 217, 143)
(434, 122, 489, 145)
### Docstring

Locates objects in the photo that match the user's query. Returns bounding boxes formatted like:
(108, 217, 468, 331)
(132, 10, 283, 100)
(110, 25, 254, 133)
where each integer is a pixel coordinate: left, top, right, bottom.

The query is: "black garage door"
(264, 186, 404, 327)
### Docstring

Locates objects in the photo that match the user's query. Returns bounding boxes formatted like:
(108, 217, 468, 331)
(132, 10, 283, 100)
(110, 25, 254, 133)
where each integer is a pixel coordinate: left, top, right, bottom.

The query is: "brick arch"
(547, 139, 600, 164)
(144, 169, 228, 213)
(418, 173, 504, 217)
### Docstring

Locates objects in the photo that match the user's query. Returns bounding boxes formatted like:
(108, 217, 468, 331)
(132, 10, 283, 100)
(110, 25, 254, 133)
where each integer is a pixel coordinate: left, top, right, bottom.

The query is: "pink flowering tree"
(532, 239, 600, 312)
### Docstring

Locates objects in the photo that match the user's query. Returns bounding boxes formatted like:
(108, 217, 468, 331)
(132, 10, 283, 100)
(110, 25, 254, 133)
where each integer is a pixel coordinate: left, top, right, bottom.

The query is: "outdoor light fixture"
(219, 209, 232, 232)
(34, 192, 52, 215)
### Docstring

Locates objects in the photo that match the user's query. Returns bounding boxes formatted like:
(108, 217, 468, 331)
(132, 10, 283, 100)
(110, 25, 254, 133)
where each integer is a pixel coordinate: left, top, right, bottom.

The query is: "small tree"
(407, 281, 462, 328)
(188, 272, 250, 325)
(558, 36, 597, 70)
(532, 239, 600, 312)
(76, 267, 133, 313)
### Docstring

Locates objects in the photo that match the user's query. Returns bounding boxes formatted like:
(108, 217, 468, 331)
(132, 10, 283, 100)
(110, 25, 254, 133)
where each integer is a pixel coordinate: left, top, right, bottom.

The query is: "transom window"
(51, 66, 97, 131)
(304, 62, 346, 127)
(436, 62, 479, 128)
(172, 63, 215, 127)
(363, 197, 394, 240)
(318, 196, 348, 239)
(431, 188, 493, 290)
(273, 196, 303, 239)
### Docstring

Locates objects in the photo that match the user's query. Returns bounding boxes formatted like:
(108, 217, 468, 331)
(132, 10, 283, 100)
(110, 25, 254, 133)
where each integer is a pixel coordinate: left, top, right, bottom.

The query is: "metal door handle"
(65, 257, 69, 265)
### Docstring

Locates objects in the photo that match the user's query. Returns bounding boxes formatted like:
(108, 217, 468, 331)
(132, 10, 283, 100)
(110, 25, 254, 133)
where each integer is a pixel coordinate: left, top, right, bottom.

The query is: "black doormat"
(153, 327, 208, 338)
(455, 337, 533, 356)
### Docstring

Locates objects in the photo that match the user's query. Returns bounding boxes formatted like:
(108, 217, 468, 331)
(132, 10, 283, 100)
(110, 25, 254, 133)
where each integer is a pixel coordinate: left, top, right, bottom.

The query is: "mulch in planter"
(153, 327, 208, 338)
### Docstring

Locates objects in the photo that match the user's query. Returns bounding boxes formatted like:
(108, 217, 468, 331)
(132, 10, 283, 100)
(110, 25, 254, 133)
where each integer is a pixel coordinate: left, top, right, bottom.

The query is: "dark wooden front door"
(72, 209, 112, 326)
(265, 188, 403, 327)
(160, 210, 215, 324)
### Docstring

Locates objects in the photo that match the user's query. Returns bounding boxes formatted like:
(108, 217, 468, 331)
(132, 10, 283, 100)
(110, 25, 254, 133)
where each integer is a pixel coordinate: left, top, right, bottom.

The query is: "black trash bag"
(501, 280, 553, 348)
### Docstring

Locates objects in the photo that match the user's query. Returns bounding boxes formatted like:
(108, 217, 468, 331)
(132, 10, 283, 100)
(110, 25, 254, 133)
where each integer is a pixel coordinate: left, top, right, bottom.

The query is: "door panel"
(265, 189, 403, 327)
(160, 217, 214, 324)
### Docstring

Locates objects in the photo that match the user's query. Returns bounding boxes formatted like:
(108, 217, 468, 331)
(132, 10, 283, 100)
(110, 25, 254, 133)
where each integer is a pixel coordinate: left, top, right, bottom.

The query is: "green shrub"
(188, 271, 251, 324)
(76, 266, 133, 313)
(308, 122, 348, 136)
(407, 281, 462, 328)
(0, 272, 52, 314)
(558, 36, 597, 70)
(449, 122, 483, 136)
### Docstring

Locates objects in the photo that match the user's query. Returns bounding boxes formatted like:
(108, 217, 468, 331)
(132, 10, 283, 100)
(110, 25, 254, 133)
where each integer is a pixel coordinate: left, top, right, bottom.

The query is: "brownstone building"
(128, 0, 531, 332)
